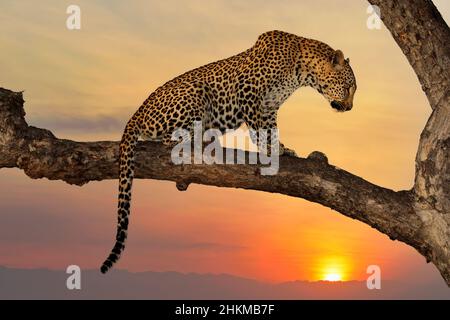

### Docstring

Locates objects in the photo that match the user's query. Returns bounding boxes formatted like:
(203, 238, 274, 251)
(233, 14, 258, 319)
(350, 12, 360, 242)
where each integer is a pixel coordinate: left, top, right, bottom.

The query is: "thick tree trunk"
(0, 0, 448, 285)
(368, 0, 450, 286)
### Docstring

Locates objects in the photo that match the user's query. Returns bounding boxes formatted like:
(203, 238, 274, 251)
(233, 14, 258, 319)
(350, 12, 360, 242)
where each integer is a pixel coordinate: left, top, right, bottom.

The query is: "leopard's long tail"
(101, 119, 140, 273)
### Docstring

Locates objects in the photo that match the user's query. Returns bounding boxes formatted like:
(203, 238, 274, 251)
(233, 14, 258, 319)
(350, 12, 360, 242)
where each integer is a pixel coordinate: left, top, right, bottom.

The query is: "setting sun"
(324, 273, 342, 282)
(315, 256, 350, 282)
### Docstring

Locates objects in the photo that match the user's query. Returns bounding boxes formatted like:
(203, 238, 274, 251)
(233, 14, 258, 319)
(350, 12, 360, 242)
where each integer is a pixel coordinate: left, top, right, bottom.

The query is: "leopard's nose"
(331, 101, 345, 111)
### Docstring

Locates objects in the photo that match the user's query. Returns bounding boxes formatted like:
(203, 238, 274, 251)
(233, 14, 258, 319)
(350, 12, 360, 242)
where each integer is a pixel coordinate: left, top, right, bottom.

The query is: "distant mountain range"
(0, 266, 448, 299)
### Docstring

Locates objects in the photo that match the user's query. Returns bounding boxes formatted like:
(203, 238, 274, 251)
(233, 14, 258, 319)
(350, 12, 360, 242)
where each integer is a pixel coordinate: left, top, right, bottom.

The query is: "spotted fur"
(100, 30, 357, 273)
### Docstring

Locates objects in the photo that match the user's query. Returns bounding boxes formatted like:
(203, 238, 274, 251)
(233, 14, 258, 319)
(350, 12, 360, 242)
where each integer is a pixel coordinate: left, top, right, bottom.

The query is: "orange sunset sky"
(1, 0, 449, 285)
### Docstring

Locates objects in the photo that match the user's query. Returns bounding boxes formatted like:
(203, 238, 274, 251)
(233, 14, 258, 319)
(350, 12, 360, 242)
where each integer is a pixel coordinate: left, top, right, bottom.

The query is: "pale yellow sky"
(0, 0, 449, 283)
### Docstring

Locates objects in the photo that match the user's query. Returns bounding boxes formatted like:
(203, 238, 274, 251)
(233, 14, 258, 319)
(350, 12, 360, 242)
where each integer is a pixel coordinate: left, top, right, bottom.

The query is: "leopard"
(100, 30, 357, 273)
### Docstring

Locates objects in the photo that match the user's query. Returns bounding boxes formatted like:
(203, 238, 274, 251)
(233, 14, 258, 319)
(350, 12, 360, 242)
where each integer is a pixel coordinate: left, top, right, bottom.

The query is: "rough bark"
(0, 0, 448, 285)
(368, 0, 450, 286)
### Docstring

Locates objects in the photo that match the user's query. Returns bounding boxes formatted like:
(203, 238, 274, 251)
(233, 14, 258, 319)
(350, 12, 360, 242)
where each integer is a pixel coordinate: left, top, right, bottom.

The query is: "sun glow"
(324, 273, 342, 282)
(316, 256, 349, 282)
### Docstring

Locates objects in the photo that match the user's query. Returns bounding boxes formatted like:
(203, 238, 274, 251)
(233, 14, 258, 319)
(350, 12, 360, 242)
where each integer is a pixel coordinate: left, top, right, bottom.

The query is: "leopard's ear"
(332, 50, 345, 68)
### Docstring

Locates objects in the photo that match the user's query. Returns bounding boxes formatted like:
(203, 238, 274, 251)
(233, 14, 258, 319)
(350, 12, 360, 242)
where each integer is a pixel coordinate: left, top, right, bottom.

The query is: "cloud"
(29, 114, 125, 134)
(0, 203, 103, 246)
(130, 234, 247, 252)
(172, 242, 247, 251)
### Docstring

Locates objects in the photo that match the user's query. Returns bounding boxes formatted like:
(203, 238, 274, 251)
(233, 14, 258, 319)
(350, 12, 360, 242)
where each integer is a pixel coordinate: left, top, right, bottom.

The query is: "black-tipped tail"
(100, 260, 112, 274)
(100, 120, 139, 274)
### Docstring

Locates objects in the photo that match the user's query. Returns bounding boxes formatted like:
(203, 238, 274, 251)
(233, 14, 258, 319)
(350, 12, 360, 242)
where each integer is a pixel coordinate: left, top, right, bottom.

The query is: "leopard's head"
(317, 50, 356, 112)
